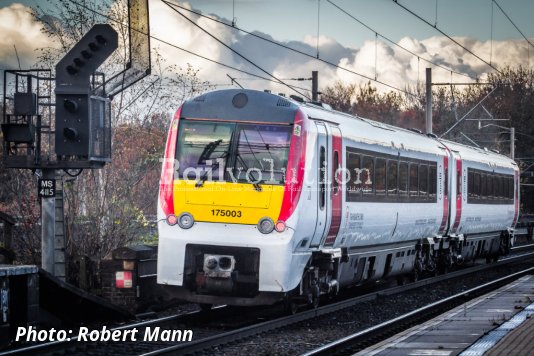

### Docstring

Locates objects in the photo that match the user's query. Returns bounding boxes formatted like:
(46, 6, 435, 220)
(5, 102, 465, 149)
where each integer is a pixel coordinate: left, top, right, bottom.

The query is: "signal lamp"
(178, 212, 194, 229)
(63, 99, 78, 113)
(275, 220, 286, 232)
(63, 128, 79, 141)
(66, 65, 78, 75)
(258, 217, 274, 234)
(95, 35, 107, 45)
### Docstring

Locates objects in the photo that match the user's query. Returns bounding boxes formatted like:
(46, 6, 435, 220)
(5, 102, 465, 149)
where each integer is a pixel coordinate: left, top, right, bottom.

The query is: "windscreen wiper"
(197, 139, 222, 165)
(236, 154, 262, 192)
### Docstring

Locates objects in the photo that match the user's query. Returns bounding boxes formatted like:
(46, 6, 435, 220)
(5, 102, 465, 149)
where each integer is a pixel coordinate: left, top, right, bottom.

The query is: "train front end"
(157, 90, 308, 306)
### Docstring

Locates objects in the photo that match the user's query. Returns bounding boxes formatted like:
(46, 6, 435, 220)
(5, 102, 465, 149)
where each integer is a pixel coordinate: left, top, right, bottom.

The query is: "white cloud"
(0, 1, 530, 99)
(0, 3, 56, 70)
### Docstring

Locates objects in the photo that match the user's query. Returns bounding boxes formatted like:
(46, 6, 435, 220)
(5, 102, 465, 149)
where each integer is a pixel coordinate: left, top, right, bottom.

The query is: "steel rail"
(140, 250, 534, 355)
(303, 266, 534, 355)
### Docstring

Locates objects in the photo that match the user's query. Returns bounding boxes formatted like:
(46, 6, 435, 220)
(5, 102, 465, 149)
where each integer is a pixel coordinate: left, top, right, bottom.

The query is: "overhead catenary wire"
(392, 0, 503, 75)
(63, 0, 311, 96)
(161, 0, 311, 100)
(492, 0, 534, 48)
(327, 0, 479, 81)
(163, 1, 417, 97)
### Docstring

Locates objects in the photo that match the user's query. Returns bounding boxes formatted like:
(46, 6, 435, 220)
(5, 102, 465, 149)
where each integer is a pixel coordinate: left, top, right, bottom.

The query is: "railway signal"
(55, 24, 118, 157)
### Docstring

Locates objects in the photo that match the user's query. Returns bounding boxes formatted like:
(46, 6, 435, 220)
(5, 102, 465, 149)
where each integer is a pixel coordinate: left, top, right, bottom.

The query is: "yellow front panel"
(173, 180, 285, 224)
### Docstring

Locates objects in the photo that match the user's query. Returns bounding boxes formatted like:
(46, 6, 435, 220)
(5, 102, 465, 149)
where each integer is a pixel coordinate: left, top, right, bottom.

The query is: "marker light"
(178, 212, 194, 229)
(275, 220, 286, 232)
(258, 217, 274, 234)
(166, 214, 178, 226)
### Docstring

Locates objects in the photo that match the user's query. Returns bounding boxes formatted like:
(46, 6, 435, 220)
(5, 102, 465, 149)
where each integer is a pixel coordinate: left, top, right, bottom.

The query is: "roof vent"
(289, 95, 304, 103)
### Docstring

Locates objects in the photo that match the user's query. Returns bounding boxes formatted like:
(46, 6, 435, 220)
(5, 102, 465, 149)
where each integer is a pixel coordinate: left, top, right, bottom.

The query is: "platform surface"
(356, 275, 534, 356)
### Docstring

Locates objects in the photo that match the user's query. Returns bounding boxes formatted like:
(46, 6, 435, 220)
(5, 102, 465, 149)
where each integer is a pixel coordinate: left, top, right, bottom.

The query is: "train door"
(324, 125, 342, 246)
(310, 122, 330, 247)
(450, 151, 463, 233)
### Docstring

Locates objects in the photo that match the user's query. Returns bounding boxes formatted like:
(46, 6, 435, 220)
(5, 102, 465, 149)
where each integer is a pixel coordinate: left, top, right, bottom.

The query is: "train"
(157, 89, 520, 308)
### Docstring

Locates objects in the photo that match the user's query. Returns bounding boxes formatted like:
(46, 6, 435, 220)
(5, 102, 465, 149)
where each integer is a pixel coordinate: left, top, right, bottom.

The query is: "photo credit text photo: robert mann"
(16, 326, 193, 342)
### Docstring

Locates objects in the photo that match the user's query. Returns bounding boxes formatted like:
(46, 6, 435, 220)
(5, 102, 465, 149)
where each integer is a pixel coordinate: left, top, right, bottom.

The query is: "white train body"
(157, 89, 519, 306)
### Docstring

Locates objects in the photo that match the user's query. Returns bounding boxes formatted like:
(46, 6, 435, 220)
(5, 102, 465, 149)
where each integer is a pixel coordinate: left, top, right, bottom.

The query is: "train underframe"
(162, 231, 513, 310)
(288, 230, 514, 310)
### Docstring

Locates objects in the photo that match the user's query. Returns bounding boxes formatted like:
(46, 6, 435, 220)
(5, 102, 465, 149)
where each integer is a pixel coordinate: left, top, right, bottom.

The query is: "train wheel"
(311, 284, 320, 309)
(284, 298, 299, 315)
(396, 276, 405, 286)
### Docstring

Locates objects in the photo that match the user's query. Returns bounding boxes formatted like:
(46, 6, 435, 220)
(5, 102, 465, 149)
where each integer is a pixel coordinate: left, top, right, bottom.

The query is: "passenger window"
(468, 171, 474, 198)
(475, 173, 481, 198)
(362, 155, 374, 194)
(429, 165, 437, 197)
(347, 153, 361, 197)
(375, 158, 386, 195)
(419, 165, 428, 196)
(481, 174, 487, 197)
(333, 151, 339, 195)
(399, 162, 408, 195)
(456, 168, 461, 197)
(319, 146, 326, 209)
(486, 174, 493, 199)
(387, 160, 398, 196)
(409, 163, 418, 197)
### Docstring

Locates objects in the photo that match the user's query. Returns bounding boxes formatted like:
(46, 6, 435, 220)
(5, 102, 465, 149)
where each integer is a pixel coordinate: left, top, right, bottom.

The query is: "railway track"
(4, 245, 534, 355)
(303, 266, 534, 355)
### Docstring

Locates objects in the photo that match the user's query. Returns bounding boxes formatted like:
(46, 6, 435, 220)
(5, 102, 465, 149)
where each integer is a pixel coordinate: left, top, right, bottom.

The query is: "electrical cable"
(327, 0, 478, 81)
(161, 0, 311, 100)
(392, 0, 503, 75)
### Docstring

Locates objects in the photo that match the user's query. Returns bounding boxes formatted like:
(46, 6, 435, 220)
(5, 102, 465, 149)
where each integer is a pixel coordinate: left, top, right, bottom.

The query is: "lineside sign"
(38, 179, 55, 198)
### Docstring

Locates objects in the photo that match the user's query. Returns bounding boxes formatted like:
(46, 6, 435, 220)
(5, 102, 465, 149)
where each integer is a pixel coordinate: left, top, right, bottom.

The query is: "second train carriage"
(157, 89, 519, 307)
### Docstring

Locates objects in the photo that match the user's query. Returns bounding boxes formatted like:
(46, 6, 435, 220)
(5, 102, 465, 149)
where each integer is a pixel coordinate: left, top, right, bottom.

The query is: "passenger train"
(157, 89, 520, 308)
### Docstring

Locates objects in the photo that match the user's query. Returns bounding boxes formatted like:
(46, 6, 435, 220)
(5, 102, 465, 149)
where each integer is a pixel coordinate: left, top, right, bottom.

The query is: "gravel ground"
(216, 261, 534, 355)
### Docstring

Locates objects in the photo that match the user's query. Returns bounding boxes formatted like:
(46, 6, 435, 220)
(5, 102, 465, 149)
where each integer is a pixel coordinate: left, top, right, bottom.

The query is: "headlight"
(178, 212, 194, 229)
(258, 217, 274, 234)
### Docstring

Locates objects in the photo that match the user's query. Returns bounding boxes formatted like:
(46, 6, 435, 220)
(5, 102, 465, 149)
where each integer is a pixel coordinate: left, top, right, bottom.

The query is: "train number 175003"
(211, 209, 242, 218)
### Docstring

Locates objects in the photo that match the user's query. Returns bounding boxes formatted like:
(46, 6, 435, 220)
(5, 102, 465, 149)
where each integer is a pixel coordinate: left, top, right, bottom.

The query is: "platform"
(356, 275, 534, 355)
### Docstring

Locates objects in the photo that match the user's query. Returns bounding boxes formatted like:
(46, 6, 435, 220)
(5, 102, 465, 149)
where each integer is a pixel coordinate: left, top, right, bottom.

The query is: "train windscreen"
(176, 120, 291, 185)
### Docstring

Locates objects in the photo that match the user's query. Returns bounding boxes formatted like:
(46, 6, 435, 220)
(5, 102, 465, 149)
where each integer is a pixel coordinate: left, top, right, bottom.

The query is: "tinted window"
(333, 151, 339, 195)
(375, 158, 386, 195)
(362, 155, 374, 194)
(429, 165, 437, 196)
(399, 162, 408, 195)
(419, 165, 428, 196)
(347, 153, 361, 195)
(387, 160, 398, 196)
(409, 163, 418, 196)
(319, 146, 326, 209)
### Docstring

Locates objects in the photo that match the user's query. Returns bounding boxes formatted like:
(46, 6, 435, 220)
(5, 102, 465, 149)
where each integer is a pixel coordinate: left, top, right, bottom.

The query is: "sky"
(1, 0, 533, 97)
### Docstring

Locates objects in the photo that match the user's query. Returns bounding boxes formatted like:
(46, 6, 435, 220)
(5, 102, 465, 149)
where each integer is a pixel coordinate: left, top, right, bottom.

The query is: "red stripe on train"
(452, 158, 462, 232)
(159, 106, 182, 216)
(439, 155, 449, 233)
(278, 109, 307, 222)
